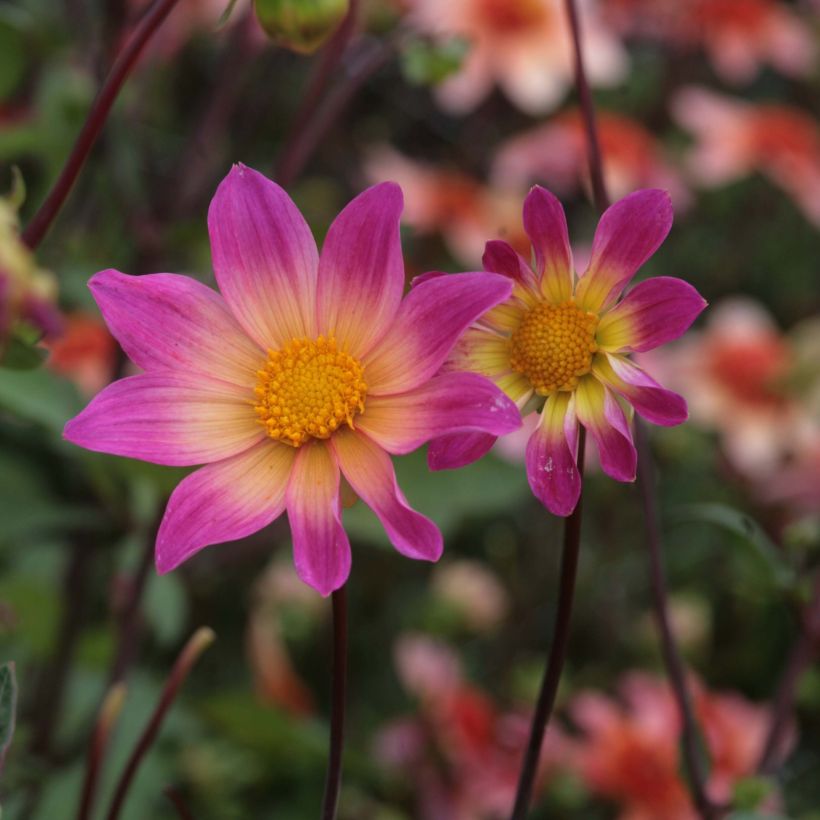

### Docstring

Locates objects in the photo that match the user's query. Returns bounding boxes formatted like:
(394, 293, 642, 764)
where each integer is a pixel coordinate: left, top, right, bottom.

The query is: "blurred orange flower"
(365, 146, 529, 264)
(492, 110, 689, 207)
(404, 0, 627, 114)
(45, 313, 117, 396)
(673, 87, 820, 226)
(570, 673, 783, 819)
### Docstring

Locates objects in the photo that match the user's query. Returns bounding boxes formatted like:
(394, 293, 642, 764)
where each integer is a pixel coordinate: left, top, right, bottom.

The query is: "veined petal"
(63, 373, 262, 466)
(317, 182, 404, 358)
(575, 375, 637, 482)
(208, 164, 319, 349)
(286, 441, 350, 596)
(155, 440, 295, 573)
(523, 186, 574, 304)
(482, 239, 539, 296)
(356, 372, 521, 454)
(332, 429, 442, 561)
(364, 273, 513, 395)
(478, 299, 527, 334)
(449, 328, 512, 379)
(575, 190, 673, 313)
(89, 270, 263, 386)
(427, 432, 497, 471)
(526, 392, 581, 516)
(597, 277, 707, 353)
(593, 354, 688, 427)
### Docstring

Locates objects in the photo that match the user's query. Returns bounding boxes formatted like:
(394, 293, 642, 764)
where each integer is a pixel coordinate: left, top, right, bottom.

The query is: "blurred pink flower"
(44, 312, 118, 396)
(642, 298, 817, 479)
(493, 110, 689, 208)
(431, 560, 510, 631)
(404, 0, 628, 115)
(672, 87, 820, 226)
(381, 634, 563, 819)
(604, 0, 816, 83)
(365, 146, 530, 265)
(570, 673, 783, 820)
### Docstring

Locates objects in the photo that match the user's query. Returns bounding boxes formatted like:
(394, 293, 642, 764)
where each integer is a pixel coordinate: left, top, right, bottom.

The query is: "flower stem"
(22, 0, 184, 250)
(104, 628, 215, 820)
(275, 0, 361, 187)
(164, 785, 197, 820)
(757, 577, 820, 774)
(510, 430, 586, 820)
(563, 0, 718, 817)
(321, 586, 348, 820)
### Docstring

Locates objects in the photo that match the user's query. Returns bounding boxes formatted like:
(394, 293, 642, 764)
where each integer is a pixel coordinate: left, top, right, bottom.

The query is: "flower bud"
(253, 0, 350, 54)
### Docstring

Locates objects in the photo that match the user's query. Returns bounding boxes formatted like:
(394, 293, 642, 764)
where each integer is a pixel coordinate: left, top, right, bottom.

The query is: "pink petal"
(427, 432, 497, 471)
(596, 277, 707, 353)
(575, 376, 637, 482)
(89, 269, 263, 386)
(526, 393, 581, 516)
(331, 429, 442, 562)
(317, 182, 405, 358)
(482, 239, 539, 293)
(594, 354, 688, 427)
(155, 440, 295, 573)
(208, 164, 319, 350)
(364, 273, 513, 395)
(356, 372, 521, 454)
(523, 186, 574, 304)
(575, 189, 673, 313)
(63, 373, 262, 466)
(286, 441, 351, 596)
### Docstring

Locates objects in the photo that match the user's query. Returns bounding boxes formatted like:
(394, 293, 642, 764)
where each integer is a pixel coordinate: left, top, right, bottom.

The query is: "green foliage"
(0, 662, 17, 769)
(400, 38, 471, 86)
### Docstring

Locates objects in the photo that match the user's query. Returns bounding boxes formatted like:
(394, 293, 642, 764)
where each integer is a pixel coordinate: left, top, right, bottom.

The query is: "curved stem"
(164, 785, 197, 820)
(563, 0, 718, 815)
(321, 586, 348, 820)
(510, 430, 586, 820)
(22, 0, 184, 250)
(104, 628, 214, 820)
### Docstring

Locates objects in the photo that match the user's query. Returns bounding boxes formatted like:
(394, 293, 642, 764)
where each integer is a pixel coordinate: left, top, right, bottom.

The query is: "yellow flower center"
(254, 336, 367, 447)
(509, 301, 599, 395)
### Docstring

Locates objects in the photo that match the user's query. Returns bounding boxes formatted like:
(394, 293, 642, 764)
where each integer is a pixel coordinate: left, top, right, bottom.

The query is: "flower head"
(404, 0, 627, 115)
(430, 186, 706, 515)
(64, 165, 520, 594)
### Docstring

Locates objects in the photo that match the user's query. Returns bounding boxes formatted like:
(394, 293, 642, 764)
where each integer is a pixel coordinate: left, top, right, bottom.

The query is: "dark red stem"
(563, 0, 718, 817)
(509, 430, 586, 820)
(321, 586, 348, 820)
(22, 0, 184, 250)
(164, 786, 197, 820)
(104, 628, 214, 820)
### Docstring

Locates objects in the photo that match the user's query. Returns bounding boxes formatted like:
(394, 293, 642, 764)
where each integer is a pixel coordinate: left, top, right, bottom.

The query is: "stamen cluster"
(509, 301, 599, 395)
(254, 335, 367, 447)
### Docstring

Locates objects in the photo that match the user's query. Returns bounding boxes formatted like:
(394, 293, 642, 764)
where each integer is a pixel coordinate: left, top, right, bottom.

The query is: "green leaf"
(671, 503, 797, 590)
(732, 776, 777, 811)
(0, 662, 18, 771)
(0, 334, 48, 370)
(0, 366, 83, 435)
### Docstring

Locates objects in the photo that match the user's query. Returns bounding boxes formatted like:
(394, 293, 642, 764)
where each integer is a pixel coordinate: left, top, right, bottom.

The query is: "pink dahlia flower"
(64, 165, 521, 595)
(430, 186, 706, 516)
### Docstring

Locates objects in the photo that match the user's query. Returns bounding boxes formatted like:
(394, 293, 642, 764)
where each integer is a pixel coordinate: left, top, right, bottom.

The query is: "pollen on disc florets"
(254, 335, 367, 447)
(509, 300, 599, 396)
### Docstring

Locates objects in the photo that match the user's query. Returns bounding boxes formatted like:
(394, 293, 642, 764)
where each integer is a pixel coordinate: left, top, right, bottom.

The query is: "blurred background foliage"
(0, 0, 819, 818)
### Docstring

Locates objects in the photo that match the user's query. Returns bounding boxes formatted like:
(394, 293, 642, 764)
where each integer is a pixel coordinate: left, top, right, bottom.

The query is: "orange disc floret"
(254, 335, 367, 447)
(509, 301, 599, 395)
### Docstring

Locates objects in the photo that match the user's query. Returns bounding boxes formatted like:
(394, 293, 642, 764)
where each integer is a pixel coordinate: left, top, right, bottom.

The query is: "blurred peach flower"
(672, 87, 820, 226)
(570, 673, 783, 819)
(45, 313, 117, 396)
(404, 0, 628, 115)
(642, 298, 818, 479)
(246, 560, 319, 716)
(378, 634, 563, 819)
(492, 110, 690, 208)
(365, 146, 528, 264)
(431, 560, 509, 632)
(604, 0, 816, 84)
